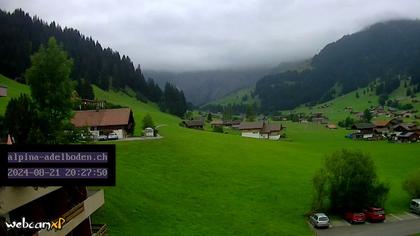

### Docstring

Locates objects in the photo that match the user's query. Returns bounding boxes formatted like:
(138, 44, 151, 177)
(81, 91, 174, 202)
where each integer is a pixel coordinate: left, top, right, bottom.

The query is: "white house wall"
(241, 131, 281, 140)
(241, 132, 261, 139)
(269, 135, 281, 140)
(113, 129, 125, 139)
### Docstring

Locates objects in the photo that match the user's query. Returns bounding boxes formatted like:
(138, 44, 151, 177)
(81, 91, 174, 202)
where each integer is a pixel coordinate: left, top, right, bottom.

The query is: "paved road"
(316, 218, 420, 236)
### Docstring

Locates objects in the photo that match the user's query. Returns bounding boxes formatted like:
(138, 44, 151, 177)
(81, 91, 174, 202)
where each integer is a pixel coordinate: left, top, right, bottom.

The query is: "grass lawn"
(1, 75, 420, 236)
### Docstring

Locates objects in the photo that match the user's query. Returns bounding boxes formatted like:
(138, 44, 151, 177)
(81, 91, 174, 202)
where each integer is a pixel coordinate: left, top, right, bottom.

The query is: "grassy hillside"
(0, 74, 30, 114)
(1, 75, 420, 236)
(204, 87, 258, 106)
(291, 80, 420, 122)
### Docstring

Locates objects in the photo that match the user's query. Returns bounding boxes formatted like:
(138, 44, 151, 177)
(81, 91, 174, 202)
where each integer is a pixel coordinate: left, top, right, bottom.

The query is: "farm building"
(71, 108, 135, 139)
(0, 85, 7, 97)
(182, 119, 204, 129)
(238, 121, 284, 140)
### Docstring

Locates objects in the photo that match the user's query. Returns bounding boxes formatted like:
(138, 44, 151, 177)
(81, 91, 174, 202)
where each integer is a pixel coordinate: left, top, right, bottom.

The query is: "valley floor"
(1, 75, 419, 236)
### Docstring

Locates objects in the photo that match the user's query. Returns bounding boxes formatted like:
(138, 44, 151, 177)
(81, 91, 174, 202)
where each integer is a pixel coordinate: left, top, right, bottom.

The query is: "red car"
(364, 207, 385, 222)
(344, 211, 366, 224)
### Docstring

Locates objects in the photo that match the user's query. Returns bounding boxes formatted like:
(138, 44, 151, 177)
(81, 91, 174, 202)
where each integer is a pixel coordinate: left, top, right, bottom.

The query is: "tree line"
(255, 20, 420, 112)
(0, 9, 187, 117)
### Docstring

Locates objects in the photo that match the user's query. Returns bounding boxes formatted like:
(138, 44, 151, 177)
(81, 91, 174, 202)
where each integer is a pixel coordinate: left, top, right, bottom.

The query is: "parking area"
(312, 212, 420, 236)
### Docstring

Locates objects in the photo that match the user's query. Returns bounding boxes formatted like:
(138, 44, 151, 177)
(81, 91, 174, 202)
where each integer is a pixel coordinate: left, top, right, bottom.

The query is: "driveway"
(315, 213, 420, 236)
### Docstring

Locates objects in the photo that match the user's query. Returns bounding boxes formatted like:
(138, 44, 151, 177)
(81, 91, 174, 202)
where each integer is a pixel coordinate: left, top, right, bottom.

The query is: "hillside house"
(71, 108, 135, 139)
(0, 85, 7, 97)
(183, 119, 204, 129)
(210, 119, 224, 128)
(238, 121, 284, 140)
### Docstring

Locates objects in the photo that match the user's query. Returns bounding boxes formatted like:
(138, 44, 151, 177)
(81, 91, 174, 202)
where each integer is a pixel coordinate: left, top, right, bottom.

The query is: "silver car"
(309, 213, 330, 228)
(409, 199, 420, 214)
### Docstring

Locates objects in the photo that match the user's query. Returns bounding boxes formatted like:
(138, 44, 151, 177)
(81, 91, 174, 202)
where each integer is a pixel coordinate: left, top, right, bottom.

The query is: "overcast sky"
(1, 0, 420, 72)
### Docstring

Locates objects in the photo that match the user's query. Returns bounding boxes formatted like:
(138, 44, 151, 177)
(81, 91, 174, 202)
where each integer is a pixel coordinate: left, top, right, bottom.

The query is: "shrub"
(403, 169, 420, 198)
(213, 126, 223, 133)
(312, 149, 389, 213)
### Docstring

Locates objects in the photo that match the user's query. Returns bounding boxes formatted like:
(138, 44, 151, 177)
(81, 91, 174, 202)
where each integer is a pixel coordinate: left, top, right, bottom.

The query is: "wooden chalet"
(71, 108, 135, 139)
(238, 121, 284, 140)
(350, 123, 378, 140)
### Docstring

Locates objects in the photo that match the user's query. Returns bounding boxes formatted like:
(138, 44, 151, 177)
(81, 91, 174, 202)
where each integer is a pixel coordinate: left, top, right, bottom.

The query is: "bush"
(338, 117, 355, 128)
(142, 114, 155, 130)
(312, 149, 389, 213)
(403, 169, 420, 198)
(213, 126, 223, 133)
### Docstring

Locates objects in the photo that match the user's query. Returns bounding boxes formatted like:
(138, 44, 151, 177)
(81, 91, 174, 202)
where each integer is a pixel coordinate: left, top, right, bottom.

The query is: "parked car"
(364, 207, 385, 222)
(107, 133, 119, 140)
(409, 199, 420, 214)
(344, 211, 366, 224)
(97, 135, 108, 141)
(309, 213, 330, 228)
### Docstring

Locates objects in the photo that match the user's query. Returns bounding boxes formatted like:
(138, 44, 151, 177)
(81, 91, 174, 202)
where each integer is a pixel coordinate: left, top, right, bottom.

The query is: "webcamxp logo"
(2, 217, 66, 232)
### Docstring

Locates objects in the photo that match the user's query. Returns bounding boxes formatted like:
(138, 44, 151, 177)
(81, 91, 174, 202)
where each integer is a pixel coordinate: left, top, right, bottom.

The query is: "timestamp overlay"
(0, 145, 116, 186)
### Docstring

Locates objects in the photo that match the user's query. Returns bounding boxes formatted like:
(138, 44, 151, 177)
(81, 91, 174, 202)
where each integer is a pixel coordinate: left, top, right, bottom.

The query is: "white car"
(410, 199, 420, 214)
(97, 135, 108, 141)
(309, 213, 330, 228)
(107, 133, 119, 140)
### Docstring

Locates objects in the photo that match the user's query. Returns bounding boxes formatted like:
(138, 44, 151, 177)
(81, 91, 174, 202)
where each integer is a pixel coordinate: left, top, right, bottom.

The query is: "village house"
(372, 119, 400, 134)
(396, 132, 419, 143)
(210, 119, 224, 128)
(392, 123, 417, 133)
(238, 121, 284, 140)
(0, 84, 7, 97)
(350, 123, 378, 140)
(387, 123, 420, 142)
(182, 119, 205, 129)
(71, 108, 135, 139)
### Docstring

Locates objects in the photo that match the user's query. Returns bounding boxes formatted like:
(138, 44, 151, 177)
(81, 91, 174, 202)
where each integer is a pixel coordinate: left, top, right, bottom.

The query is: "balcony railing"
(38, 189, 104, 236)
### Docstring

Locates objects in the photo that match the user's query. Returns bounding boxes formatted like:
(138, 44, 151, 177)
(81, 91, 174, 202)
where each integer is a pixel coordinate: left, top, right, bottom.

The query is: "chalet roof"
(261, 123, 282, 133)
(210, 119, 224, 125)
(393, 123, 416, 131)
(183, 120, 204, 127)
(238, 121, 264, 130)
(352, 123, 375, 130)
(373, 120, 391, 127)
(71, 108, 133, 127)
(0, 84, 7, 88)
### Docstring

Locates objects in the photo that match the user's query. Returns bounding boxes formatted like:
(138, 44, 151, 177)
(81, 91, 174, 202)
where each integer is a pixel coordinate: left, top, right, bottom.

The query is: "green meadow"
(1, 75, 419, 235)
